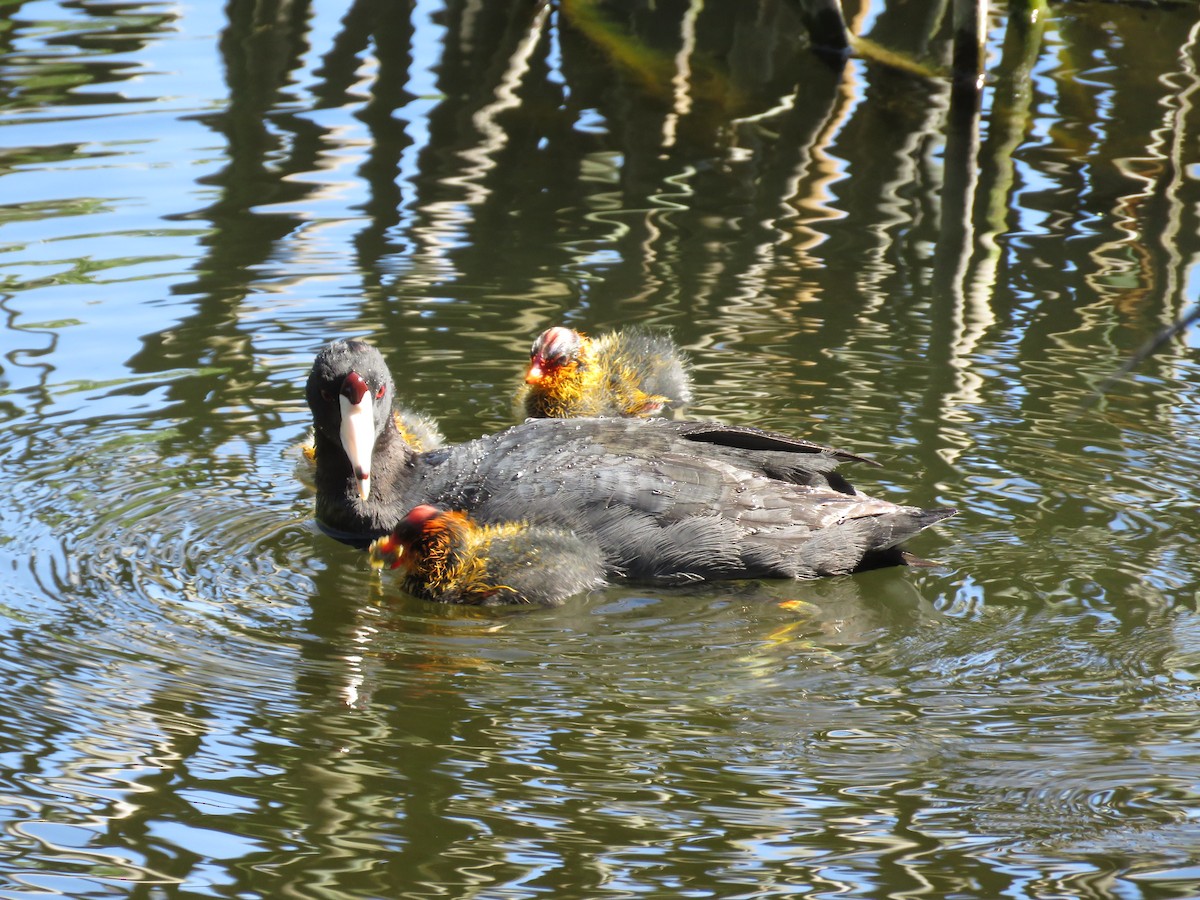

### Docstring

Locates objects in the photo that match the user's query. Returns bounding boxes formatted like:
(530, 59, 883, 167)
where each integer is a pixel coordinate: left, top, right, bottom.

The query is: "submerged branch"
(1086, 303, 1200, 407)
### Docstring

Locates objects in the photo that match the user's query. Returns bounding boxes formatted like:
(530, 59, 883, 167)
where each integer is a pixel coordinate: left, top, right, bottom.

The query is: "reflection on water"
(1, 0, 1200, 897)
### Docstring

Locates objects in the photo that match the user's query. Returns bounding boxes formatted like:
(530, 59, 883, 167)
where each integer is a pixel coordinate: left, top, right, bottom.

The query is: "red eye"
(375, 384, 387, 400)
(321, 389, 335, 402)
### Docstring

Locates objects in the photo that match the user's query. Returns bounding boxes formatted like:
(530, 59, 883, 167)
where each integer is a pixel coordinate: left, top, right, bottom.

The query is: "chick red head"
(398, 505, 471, 556)
(370, 504, 463, 571)
(525, 326, 584, 384)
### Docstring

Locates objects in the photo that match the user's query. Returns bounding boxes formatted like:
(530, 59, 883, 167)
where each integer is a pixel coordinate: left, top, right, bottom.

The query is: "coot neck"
(312, 420, 416, 541)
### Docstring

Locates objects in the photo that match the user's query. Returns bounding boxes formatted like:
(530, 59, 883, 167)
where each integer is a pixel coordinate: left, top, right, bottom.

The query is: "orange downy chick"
(370, 504, 605, 606)
(518, 325, 692, 419)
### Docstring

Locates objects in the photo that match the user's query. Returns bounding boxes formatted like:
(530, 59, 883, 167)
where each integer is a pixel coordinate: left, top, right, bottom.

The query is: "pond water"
(2, 0, 1199, 897)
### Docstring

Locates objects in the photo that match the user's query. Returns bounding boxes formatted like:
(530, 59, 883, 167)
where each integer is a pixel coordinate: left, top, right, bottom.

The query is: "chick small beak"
(387, 543, 405, 569)
(369, 534, 405, 569)
(525, 361, 544, 385)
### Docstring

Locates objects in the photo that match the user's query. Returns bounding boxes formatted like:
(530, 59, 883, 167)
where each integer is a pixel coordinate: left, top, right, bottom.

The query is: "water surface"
(1, 1, 1199, 897)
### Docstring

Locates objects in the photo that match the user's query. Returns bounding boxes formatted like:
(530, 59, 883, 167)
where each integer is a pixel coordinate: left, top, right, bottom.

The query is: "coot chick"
(370, 504, 606, 605)
(307, 339, 955, 582)
(518, 325, 693, 418)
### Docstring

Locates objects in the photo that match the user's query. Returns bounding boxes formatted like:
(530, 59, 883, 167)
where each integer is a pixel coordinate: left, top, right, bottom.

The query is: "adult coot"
(307, 339, 955, 583)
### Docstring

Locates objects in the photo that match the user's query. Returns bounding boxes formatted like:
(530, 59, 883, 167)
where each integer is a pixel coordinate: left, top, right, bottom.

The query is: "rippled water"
(2, 0, 1200, 897)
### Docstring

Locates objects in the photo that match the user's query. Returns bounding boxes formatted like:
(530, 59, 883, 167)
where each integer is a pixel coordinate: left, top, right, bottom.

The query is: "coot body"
(308, 339, 954, 584)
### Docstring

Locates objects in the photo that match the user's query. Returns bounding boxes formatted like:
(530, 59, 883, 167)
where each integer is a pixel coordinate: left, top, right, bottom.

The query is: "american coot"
(369, 504, 606, 605)
(518, 325, 693, 418)
(307, 339, 955, 586)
